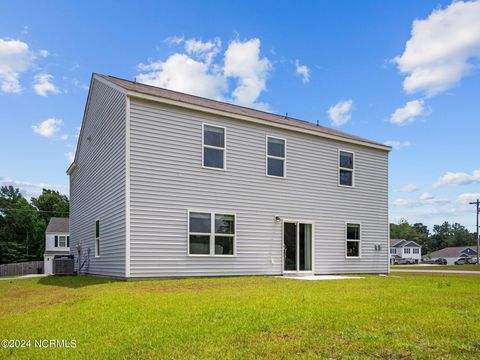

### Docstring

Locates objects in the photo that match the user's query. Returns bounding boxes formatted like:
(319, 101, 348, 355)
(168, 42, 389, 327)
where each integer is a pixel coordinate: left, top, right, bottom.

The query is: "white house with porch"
(43, 217, 70, 275)
(390, 239, 422, 264)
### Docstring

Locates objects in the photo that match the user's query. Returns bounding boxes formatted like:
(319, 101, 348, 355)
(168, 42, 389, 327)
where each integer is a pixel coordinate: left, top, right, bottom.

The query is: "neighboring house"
(389, 239, 422, 264)
(67, 73, 391, 279)
(44, 217, 70, 275)
(428, 246, 478, 265)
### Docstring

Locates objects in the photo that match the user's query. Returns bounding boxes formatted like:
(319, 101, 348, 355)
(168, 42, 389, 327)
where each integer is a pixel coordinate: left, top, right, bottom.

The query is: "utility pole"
(469, 199, 480, 265)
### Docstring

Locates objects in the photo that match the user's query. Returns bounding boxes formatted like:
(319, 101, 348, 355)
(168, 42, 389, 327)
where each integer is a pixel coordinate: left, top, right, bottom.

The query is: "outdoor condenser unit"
(53, 255, 74, 275)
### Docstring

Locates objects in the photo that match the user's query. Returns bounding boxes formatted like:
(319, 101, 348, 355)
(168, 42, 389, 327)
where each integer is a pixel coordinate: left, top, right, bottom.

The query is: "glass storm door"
(283, 222, 312, 272)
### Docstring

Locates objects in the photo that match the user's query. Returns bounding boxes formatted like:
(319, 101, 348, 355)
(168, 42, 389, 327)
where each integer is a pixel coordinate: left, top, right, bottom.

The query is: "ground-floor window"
(189, 211, 235, 256)
(413, 248, 419, 254)
(346, 223, 360, 258)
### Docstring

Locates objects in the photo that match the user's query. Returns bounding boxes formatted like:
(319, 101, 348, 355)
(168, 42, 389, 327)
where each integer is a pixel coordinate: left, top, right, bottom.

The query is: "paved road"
(391, 269, 480, 275)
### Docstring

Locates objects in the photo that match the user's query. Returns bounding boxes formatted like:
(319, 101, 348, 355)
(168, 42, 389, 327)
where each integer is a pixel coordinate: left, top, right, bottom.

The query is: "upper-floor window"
(346, 223, 361, 258)
(266, 136, 286, 177)
(404, 248, 411, 254)
(54, 235, 69, 247)
(95, 220, 100, 257)
(203, 124, 225, 170)
(339, 150, 354, 187)
(189, 211, 235, 256)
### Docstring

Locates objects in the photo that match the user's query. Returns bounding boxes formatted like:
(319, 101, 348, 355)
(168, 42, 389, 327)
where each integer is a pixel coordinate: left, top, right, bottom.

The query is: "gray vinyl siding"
(128, 97, 389, 277)
(69, 79, 126, 277)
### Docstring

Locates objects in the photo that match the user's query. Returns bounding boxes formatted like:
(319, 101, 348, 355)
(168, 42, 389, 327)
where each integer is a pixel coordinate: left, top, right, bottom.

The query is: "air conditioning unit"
(53, 255, 74, 275)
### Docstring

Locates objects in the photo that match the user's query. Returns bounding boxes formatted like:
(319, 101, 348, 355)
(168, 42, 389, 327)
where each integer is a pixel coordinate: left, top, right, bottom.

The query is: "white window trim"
(345, 222, 361, 259)
(281, 219, 315, 274)
(95, 219, 100, 258)
(187, 209, 236, 257)
(266, 135, 287, 178)
(58, 235, 66, 247)
(404, 248, 411, 254)
(202, 123, 226, 171)
(338, 149, 355, 187)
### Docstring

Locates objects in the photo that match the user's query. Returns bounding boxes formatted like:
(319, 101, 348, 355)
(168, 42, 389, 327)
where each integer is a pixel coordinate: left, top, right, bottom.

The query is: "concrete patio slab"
(278, 275, 363, 281)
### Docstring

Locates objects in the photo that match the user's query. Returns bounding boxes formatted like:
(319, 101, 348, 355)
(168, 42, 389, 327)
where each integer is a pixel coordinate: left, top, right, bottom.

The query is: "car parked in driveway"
(435, 258, 447, 265)
(392, 257, 416, 265)
(393, 257, 409, 265)
(454, 258, 467, 265)
(466, 257, 478, 264)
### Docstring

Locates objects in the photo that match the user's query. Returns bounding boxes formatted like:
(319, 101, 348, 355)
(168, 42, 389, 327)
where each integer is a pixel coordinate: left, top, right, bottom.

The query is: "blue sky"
(1, 0, 479, 231)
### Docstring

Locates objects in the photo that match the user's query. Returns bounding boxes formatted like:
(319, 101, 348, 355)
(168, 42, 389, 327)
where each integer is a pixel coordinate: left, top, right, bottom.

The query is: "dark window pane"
(268, 158, 284, 177)
(204, 148, 224, 168)
(339, 169, 353, 186)
(204, 125, 224, 147)
(215, 214, 235, 234)
(96, 220, 100, 238)
(190, 235, 210, 254)
(190, 212, 211, 233)
(347, 241, 359, 257)
(268, 137, 285, 157)
(284, 222, 297, 271)
(215, 236, 234, 255)
(347, 224, 360, 240)
(340, 151, 353, 169)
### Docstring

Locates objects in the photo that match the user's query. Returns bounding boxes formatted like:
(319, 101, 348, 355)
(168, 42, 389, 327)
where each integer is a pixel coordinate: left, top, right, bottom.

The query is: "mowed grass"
(392, 265, 480, 271)
(1, 274, 480, 359)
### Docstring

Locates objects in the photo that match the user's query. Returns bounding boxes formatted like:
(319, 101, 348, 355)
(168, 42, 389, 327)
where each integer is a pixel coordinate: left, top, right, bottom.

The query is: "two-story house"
(44, 217, 70, 275)
(67, 74, 391, 279)
(389, 239, 422, 264)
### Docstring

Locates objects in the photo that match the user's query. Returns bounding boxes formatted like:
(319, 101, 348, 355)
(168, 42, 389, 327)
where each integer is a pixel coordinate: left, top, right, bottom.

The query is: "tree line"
(0, 186, 69, 264)
(390, 220, 477, 255)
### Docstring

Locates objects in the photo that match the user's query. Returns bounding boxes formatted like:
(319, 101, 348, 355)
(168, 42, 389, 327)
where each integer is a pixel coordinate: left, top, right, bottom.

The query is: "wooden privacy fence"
(0, 261, 44, 276)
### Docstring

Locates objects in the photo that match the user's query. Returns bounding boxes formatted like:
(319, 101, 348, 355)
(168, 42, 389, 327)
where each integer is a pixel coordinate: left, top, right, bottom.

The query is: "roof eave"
(66, 162, 77, 176)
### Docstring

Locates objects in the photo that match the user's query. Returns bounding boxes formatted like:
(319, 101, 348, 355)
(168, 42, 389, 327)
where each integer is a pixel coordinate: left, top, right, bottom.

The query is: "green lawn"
(391, 265, 480, 271)
(1, 274, 480, 359)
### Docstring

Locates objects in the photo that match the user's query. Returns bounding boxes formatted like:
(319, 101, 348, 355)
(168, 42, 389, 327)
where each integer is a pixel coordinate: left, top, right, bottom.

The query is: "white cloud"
(0, 177, 68, 198)
(65, 152, 75, 163)
(184, 38, 221, 64)
(137, 53, 227, 100)
(392, 192, 449, 207)
(32, 118, 67, 140)
(137, 37, 272, 110)
(0, 38, 36, 93)
(396, 183, 418, 193)
(327, 100, 353, 126)
(457, 193, 480, 204)
(295, 59, 310, 83)
(224, 38, 271, 109)
(393, 1, 480, 96)
(384, 140, 411, 150)
(164, 35, 184, 45)
(433, 168, 480, 188)
(390, 99, 429, 125)
(32, 73, 60, 97)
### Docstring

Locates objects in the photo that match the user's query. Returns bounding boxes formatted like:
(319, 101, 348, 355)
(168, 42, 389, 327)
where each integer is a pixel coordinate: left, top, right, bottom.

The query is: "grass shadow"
(38, 275, 116, 288)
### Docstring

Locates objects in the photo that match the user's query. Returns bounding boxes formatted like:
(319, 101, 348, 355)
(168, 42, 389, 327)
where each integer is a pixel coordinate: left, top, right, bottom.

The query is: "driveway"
(0, 274, 48, 281)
